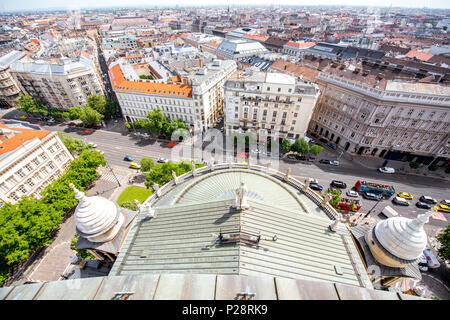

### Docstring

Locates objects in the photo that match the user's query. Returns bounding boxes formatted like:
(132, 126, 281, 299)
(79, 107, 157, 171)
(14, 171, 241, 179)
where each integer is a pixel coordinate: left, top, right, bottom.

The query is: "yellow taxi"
(94, 149, 104, 155)
(397, 192, 413, 200)
(20, 115, 28, 119)
(434, 203, 450, 213)
(129, 162, 141, 169)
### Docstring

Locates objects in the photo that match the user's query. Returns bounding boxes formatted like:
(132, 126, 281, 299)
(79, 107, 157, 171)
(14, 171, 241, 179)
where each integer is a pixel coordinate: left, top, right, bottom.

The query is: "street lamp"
(106, 161, 121, 187)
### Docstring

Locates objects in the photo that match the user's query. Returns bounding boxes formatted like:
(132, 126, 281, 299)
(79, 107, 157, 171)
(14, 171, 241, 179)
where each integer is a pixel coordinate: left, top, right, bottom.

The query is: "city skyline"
(1, 0, 450, 12)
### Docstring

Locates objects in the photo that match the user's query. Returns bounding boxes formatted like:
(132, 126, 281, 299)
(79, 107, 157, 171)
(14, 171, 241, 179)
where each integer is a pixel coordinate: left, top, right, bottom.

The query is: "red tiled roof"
(0, 123, 51, 156)
(406, 50, 434, 62)
(243, 34, 269, 42)
(285, 41, 316, 49)
(109, 64, 192, 98)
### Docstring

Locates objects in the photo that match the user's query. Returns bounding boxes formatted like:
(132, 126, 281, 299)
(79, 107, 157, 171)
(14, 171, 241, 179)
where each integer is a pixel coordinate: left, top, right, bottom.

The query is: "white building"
(0, 122, 74, 206)
(102, 35, 138, 51)
(109, 58, 237, 129)
(282, 41, 316, 58)
(216, 39, 269, 61)
(0, 51, 26, 107)
(224, 69, 320, 141)
(10, 56, 104, 110)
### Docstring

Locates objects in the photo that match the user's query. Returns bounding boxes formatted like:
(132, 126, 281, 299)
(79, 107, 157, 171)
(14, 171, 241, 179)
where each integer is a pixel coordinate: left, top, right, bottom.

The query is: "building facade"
(224, 70, 320, 141)
(0, 51, 26, 107)
(10, 56, 104, 110)
(0, 123, 74, 206)
(309, 72, 450, 163)
(102, 36, 138, 51)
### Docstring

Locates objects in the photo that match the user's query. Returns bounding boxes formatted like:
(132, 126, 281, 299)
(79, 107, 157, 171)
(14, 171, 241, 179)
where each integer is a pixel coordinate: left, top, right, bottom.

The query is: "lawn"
(117, 186, 153, 205)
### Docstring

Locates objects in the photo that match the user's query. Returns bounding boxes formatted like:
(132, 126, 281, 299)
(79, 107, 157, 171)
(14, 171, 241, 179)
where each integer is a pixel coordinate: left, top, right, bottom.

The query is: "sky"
(0, 0, 449, 12)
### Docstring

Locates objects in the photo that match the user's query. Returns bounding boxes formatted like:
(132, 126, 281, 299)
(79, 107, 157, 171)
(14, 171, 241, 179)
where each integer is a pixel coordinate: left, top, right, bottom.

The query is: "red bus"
(333, 198, 362, 212)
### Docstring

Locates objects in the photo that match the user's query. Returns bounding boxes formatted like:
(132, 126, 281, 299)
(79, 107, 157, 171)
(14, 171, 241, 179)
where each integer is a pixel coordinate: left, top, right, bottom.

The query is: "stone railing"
(141, 162, 339, 220)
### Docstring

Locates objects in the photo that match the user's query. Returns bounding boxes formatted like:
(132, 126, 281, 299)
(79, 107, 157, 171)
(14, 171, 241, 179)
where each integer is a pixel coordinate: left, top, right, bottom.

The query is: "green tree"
(68, 105, 83, 120)
(147, 108, 168, 134)
(86, 94, 107, 115)
(14, 94, 40, 114)
(165, 118, 187, 137)
(140, 157, 155, 172)
(410, 161, 420, 169)
(144, 160, 204, 188)
(291, 138, 310, 154)
(79, 106, 104, 125)
(282, 139, 293, 152)
(437, 225, 450, 262)
(70, 234, 96, 260)
(325, 189, 342, 207)
(57, 132, 89, 155)
(309, 144, 323, 156)
(105, 98, 120, 119)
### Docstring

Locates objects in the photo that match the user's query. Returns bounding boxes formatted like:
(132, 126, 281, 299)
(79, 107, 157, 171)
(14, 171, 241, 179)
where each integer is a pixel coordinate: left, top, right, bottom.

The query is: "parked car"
(346, 190, 359, 198)
(251, 149, 261, 154)
(329, 160, 339, 166)
(67, 122, 76, 126)
(94, 149, 104, 155)
(327, 142, 337, 150)
(416, 201, 432, 209)
(418, 255, 428, 272)
(87, 142, 98, 149)
(397, 192, 413, 200)
(319, 159, 330, 164)
(308, 178, 319, 184)
(419, 196, 437, 204)
(423, 249, 440, 269)
(363, 192, 383, 201)
(441, 200, 450, 206)
(378, 167, 395, 174)
(157, 157, 168, 163)
(309, 183, 323, 192)
(129, 162, 141, 169)
(434, 203, 450, 213)
(331, 180, 347, 189)
(393, 196, 410, 206)
(124, 155, 134, 161)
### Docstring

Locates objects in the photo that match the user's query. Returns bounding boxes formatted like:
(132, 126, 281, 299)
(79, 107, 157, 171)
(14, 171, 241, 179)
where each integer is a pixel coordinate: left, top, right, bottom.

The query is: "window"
(18, 185, 27, 194)
(32, 158, 40, 166)
(25, 164, 33, 172)
(407, 109, 414, 116)
(10, 193, 19, 201)
(0, 183, 9, 192)
(278, 88, 281, 92)
(41, 168, 48, 176)
(34, 174, 42, 181)
(27, 180, 35, 187)
(48, 147, 54, 153)
(7, 176, 17, 185)
(16, 170, 25, 178)
(40, 153, 47, 161)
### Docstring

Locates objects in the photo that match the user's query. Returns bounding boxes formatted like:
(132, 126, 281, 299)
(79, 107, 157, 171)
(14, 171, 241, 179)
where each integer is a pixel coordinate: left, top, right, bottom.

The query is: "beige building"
(224, 69, 320, 142)
(309, 71, 450, 163)
(10, 56, 104, 110)
(0, 51, 26, 107)
(0, 122, 74, 206)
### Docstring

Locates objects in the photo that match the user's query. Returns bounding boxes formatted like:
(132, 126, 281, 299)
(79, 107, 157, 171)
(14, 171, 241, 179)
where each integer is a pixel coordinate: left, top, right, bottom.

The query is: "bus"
(333, 198, 362, 212)
(354, 180, 395, 199)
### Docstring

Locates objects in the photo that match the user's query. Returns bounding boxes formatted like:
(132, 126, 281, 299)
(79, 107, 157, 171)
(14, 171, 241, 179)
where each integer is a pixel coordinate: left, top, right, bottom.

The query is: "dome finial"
(409, 211, 433, 230)
(69, 183, 85, 201)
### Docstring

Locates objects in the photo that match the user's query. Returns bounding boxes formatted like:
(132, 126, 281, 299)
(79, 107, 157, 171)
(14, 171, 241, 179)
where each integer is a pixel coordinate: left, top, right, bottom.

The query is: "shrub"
(409, 161, 420, 169)
(428, 164, 439, 171)
(119, 201, 138, 211)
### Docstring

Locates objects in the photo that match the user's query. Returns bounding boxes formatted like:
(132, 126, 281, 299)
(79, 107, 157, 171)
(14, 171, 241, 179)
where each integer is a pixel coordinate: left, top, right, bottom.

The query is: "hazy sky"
(0, 0, 449, 12)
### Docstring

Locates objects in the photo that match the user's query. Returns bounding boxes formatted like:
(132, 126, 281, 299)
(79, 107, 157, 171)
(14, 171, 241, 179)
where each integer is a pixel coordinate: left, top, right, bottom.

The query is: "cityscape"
(0, 1, 449, 304)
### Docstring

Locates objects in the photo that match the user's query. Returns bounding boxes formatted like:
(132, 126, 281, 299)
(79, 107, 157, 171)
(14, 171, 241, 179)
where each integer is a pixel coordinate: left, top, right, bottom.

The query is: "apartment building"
(0, 123, 74, 206)
(10, 56, 104, 110)
(109, 59, 237, 129)
(309, 72, 450, 163)
(0, 51, 26, 107)
(282, 41, 316, 58)
(216, 39, 269, 61)
(102, 35, 138, 51)
(224, 69, 320, 141)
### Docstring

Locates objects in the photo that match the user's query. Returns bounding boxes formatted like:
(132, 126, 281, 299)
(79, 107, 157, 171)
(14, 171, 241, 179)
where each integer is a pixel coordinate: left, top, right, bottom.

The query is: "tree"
(165, 118, 187, 137)
(140, 157, 155, 172)
(133, 118, 151, 131)
(14, 94, 40, 114)
(58, 132, 89, 155)
(70, 234, 96, 260)
(79, 106, 104, 125)
(291, 138, 309, 154)
(309, 144, 323, 156)
(410, 161, 420, 169)
(144, 160, 204, 188)
(325, 189, 342, 207)
(105, 98, 121, 119)
(68, 105, 83, 120)
(147, 108, 168, 135)
(437, 225, 450, 262)
(282, 139, 293, 152)
(86, 94, 107, 115)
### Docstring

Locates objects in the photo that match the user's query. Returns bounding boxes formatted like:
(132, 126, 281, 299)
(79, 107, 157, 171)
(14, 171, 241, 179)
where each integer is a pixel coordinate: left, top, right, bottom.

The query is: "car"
(220, 128, 224, 132)
(331, 180, 346, 189)
(19, 115, 28, 119)
(319, 138, 328, 144)
(251, 149, 261, 154)
(309, 183, 323, 192)
(157, 157, 168, 163)
(363, 192, 382, 201)
(441, 200, 450, 206)
(329, 160, 339, 166)
(75, 123, 84, 127)
(346, 190, 359, 198)
(378, 167, 395, 174)
(397, 192, 413, 200)
(434, 203, 450, 213)
(423, 249, 440, 269)
(418, 255, 428, 272)
(416, 201, 432, 209)
(327, 142, 337, 150)
(129, 162, 141, 169)
(67, 122, 76, 126)
(87, 142, 98, 149)
(392, 196, 410, 206)
(94, 149, 104, 155)
(308, 178, 319, 184)
(419, 196, 437, 204)
(124, 155, 134, 161)
(319, 159, 331, 164)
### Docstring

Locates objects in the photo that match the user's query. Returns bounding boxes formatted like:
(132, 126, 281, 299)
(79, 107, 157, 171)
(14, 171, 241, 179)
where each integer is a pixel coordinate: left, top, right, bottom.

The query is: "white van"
(380, 205, 399, 219)
(423, 249, 440, 269)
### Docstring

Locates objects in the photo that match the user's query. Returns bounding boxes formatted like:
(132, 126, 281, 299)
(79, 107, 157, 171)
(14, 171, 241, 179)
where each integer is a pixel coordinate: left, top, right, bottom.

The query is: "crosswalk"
(98, 171, 128, 185)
